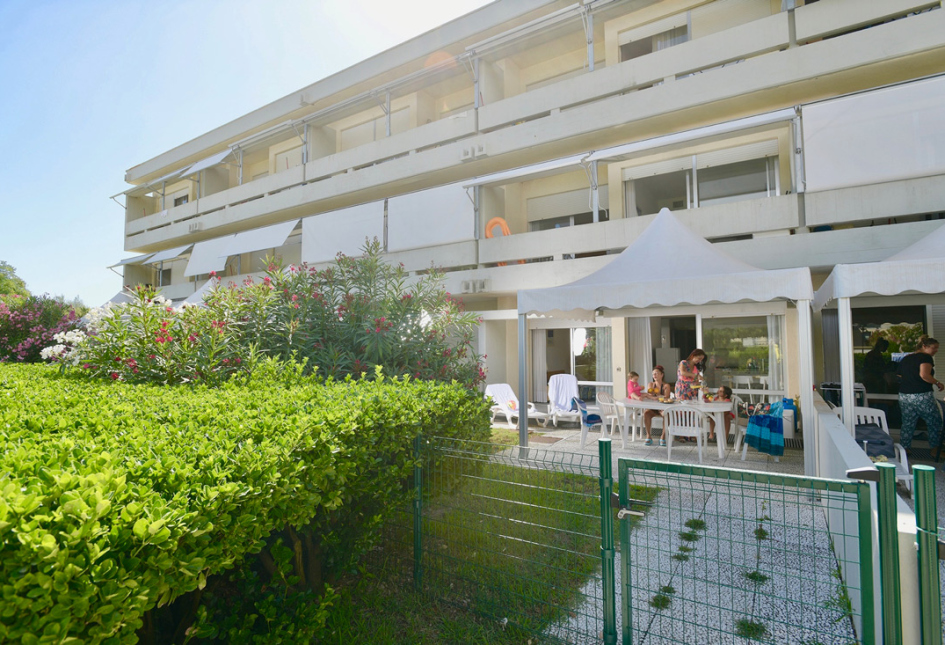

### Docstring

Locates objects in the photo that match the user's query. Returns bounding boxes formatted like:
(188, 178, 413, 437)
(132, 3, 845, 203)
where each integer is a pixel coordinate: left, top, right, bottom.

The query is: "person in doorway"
(863, 337, 891, 393)
(897, 336, 943, 451)
(643, 366, 672, 446)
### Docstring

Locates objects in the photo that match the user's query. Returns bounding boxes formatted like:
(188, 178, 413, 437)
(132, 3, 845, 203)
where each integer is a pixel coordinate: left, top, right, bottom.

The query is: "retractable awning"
(184, 236, 234, 277)
(146, 244, 194, 264)
(109, 253, 155, 268)
(183, 150, 234, 176)
(584, 108, 796, 163)
(463, 154, 587, 188)
(226, 220, 299, 257)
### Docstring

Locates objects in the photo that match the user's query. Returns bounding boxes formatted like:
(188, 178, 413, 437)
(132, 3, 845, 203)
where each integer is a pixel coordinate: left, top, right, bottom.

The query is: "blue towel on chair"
(745, 401, 784, 457)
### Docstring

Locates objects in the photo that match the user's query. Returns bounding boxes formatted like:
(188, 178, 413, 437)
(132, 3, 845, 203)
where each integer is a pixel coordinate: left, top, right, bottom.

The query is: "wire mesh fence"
(370, 438, 886, 644)
(417, 437, 620, 643)
(617, 460, 873, 645)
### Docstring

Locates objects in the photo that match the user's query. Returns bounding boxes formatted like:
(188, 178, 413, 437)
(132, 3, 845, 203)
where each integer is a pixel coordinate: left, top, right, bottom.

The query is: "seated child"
(707, 385, 734, 442)
(626, 371, 650, 400)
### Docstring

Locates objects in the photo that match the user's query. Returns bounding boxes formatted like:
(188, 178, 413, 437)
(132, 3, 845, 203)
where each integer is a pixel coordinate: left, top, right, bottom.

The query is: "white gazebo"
(813, 221, 945, 433)
(515, 209, 817, 472)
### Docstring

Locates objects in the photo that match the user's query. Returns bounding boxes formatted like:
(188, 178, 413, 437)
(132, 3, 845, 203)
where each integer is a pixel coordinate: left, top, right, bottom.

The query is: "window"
(539, 327, 613, 401)
(702, 315, 785, 395)
(530, 212, 594, 232)
(158, 268, 171, 287)
(622, 140, 780, 217)
(173, 195, 189, 207)
(620, 25, 688, 62)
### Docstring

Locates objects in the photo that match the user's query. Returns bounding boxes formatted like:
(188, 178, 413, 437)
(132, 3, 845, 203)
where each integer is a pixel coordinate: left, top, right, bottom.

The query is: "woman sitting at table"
(706, 385, 733, 443)
(642, 366, 672, 446)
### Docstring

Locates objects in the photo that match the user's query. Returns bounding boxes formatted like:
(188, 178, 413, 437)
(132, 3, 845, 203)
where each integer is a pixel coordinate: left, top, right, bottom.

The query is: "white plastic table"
(616, 398, 734, 460)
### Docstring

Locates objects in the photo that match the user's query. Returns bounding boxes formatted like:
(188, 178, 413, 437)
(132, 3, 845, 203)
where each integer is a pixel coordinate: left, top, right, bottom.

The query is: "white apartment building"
(114, 0, 945, 420)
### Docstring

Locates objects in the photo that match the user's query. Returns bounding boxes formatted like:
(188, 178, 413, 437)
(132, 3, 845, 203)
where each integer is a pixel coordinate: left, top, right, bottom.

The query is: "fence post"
(914, 465, 941, 645)
(414, 434, 423, 591)
(599, 438, 617, 644)
(875, 463, 902, 644)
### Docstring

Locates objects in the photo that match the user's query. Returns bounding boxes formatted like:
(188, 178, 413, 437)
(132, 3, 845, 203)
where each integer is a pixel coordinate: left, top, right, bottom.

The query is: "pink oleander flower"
(110, 372, 119, 380)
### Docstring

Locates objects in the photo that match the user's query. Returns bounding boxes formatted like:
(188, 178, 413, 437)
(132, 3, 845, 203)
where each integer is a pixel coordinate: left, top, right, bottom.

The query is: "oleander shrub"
(0, 293, 80, 363)
(0, 363, 490, 644)
(49, 239, 485, 388)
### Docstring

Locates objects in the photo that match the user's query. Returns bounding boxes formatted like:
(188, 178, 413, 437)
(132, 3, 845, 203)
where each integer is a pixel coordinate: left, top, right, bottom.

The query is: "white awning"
(183, 150, 234, 176)
(226, 220, 299, 257)
(109, 253, 155, 268)
(463, 154, 587, 188)
(113, 165, 195, 199)
(585, 108, 796, 163)
(812, 221, 945, 311)
(183, 279, 216, 305)
(146, 244, 194, 264)
(184, 236, 234, 277)
(518, 208, 813, 320)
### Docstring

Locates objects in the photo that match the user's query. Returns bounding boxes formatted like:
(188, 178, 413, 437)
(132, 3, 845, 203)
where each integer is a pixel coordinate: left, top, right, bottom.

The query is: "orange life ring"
(484, 217, 525, 266)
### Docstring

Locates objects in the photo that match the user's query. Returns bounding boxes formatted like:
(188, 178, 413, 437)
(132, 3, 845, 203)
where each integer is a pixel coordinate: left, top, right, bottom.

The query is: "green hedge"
(0, 364, 490, 643)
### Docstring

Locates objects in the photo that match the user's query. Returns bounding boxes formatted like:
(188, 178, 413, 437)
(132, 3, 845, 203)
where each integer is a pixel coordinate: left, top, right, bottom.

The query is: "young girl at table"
(706, 385, 734, 443)
(642, 366, 672, 446)
(626, 371, 649, 400)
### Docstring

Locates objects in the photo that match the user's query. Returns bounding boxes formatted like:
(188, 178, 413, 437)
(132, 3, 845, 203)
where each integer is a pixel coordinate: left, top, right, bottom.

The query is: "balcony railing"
(124, 0, 943, 251)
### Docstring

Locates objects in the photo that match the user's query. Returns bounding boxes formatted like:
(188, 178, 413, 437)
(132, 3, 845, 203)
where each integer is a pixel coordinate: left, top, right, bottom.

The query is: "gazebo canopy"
(517, 208, 813, 318)
(813, 221, 945, 311)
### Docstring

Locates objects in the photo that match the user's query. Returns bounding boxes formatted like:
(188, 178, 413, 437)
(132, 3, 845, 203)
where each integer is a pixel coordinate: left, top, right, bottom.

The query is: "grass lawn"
(323, 436, 656, 644)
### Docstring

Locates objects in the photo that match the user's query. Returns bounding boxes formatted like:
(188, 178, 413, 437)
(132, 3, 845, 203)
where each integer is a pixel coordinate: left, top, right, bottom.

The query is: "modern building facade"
(114, 0, 945, 417)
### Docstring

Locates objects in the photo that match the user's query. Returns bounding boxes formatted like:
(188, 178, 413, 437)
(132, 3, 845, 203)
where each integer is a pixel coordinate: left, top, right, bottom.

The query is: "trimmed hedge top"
(0, 364, 489, 644)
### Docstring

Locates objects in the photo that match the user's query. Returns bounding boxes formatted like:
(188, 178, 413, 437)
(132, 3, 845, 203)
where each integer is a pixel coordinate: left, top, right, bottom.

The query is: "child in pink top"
(627, 371, 646, 399)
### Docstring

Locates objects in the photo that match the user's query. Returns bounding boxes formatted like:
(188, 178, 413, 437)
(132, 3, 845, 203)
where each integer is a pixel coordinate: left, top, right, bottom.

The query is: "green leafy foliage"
(0, 363, 490, 643)
(0, 261, 29, 297)
(56, 240, 484, 387)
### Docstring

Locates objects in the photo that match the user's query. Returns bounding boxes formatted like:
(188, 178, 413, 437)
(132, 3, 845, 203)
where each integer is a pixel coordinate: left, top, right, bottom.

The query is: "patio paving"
(513, 421, 806, 476)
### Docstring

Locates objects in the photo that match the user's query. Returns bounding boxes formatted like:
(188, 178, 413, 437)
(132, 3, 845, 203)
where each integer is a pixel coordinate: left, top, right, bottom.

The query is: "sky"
(0, 0, 493, 306)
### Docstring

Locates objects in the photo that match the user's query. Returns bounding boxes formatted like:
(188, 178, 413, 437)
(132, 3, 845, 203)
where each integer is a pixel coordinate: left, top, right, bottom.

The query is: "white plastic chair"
(484, 383, 547, 429)
(734, 375, 759, 404)
(547, 374, 581, 427)
(596, 391, 624, 447)
(730, 395, 749, 453)
(853, 406, 912, 492)
(664, 405, 709, 463)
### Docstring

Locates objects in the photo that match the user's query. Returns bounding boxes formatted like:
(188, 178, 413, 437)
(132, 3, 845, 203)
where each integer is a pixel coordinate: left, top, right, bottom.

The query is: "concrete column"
(518, 313, 529, 447)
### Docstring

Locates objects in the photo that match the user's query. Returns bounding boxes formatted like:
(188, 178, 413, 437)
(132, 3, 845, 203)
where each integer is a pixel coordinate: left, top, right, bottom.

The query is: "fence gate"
(616, 459, 876, 645)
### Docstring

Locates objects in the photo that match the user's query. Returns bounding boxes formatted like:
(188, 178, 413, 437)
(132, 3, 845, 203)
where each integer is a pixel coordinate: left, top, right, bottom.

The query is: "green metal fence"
(914, 465, 944, 645)
(616, 459, 876, 644)
(393, 436, 884, 644)
(413, 436, 619, 643)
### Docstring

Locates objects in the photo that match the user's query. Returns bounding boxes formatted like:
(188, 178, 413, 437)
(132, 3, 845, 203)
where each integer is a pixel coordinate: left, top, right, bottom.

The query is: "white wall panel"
(387, 182, 474, 252)
(301, 201, 385, 264)
(803, 75, 945, 192)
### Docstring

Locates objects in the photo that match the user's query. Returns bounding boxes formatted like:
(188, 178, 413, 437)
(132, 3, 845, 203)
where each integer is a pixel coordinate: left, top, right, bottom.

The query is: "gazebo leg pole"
(838, 297, 856, 436)
(797, 300, 817, 477)
(518, 313, 529, 449)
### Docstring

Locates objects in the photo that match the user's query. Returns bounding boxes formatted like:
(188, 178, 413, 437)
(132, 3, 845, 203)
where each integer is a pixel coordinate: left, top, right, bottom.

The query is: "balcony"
(124, 0, 945, 253)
